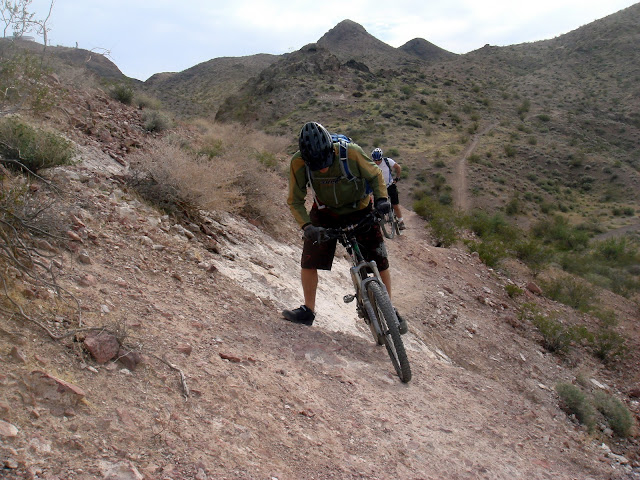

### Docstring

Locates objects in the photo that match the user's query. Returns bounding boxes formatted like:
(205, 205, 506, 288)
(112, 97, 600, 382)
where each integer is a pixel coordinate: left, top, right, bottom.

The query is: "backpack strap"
(305, 164, 326, 209)
(337, 139, 355, 182)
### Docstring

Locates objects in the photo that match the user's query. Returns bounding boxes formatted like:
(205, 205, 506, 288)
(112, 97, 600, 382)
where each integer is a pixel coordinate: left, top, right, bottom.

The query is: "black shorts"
(387, 183, 399, 206)
(301, 204, 389, 271)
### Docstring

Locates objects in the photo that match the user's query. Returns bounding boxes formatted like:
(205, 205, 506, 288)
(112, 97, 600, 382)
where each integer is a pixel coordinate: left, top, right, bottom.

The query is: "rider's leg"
(301, 268, 318, 311)
(393, 204, 402, 218)
(380, 268, 392, 299)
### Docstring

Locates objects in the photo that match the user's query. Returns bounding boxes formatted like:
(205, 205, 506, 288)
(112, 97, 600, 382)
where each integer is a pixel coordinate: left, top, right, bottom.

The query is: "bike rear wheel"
(380, 212, 396, 239)
(366, 282, 411, 382)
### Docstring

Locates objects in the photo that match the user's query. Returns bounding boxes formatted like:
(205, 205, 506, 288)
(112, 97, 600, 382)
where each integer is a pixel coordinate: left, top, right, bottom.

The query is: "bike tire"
(392, 214, 401, 237)
(380, 213, 395, 239)
(366, 282, 412, 382)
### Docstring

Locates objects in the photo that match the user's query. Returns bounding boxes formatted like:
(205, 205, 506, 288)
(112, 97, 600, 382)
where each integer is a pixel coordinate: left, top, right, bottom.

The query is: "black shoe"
(395, 309, 408, 335)
(282, 305, 315, 326)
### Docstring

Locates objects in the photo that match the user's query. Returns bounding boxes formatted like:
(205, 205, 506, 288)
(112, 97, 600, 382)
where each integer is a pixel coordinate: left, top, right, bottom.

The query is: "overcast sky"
(25, 0, 639, 81)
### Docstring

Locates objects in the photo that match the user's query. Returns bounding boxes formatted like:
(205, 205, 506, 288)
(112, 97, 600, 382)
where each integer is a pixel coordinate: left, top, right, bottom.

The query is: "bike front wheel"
(380, 212, 396, 239)
(366, 282, 411, 382)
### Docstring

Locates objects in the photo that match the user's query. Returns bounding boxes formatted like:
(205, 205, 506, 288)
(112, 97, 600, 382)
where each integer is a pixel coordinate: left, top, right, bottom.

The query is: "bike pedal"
(343, 294, 355, 303)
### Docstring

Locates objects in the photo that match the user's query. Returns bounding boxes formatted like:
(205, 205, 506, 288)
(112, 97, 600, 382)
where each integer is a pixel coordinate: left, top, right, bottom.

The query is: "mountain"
(215, 11, 640, 236)
(399, 38, 458, 62)
(144, 54, 279, 117)
(0, 38, 127, 81)
(316, 19, 423, 69)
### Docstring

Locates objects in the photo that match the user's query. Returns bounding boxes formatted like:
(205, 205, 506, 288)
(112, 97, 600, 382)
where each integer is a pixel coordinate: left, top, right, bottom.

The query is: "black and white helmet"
(372, 148, 383, 161)
(299, 122, 334, 171)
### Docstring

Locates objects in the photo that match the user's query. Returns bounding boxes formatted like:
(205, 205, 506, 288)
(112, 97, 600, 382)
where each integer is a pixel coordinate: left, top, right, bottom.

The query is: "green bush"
(254, 150, 278, 169)
(110, 83, 134, 105)
(591, 328, 626, 363)
(413, 194, 460, 247)
(505, 284, 523, 298)
(142, 110, 172, 132)
(466, 238, 508, 268)
(593, 391, 634, 437)
(0, 118, 74, 172)
(540, 275, 595, 312)
(556, 383, 596, 432)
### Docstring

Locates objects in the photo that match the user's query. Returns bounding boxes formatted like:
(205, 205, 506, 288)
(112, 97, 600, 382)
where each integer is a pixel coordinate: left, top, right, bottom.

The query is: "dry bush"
(129, 120, 296, 238)
(128, 137, 244, 214)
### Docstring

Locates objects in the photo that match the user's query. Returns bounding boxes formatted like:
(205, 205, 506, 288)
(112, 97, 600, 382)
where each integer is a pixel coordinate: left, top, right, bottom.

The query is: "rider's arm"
(287, 153, 312, 228)
(392, 162, 401, 180)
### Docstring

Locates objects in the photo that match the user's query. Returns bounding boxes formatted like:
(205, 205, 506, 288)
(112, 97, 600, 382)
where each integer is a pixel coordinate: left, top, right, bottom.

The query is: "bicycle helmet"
(298, 122, 334, 171)
(372, 148, 383, 161)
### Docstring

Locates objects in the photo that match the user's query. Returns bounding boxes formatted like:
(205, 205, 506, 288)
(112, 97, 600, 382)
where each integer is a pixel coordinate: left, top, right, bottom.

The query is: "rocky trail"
(0, 94, 639, 480)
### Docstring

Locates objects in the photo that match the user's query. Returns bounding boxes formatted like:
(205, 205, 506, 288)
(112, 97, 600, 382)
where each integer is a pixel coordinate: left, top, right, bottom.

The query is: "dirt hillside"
(1, 93, 639, 480)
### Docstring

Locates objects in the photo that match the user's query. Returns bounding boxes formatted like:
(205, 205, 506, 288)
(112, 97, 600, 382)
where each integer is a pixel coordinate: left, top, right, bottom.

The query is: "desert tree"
(1, 0, 54, 45)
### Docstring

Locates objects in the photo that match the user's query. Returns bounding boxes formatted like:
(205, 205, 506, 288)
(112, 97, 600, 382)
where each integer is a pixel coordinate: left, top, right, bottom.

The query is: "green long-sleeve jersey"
(287, 142, 388, 228)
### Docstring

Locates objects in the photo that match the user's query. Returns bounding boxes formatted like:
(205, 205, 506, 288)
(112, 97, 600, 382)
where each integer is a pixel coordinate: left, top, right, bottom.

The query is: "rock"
(117, 347, 144, 370)
(29, 371, 86, 410)
(66, 230, 84, 243)
(0, 419, 19, 437)
(10, 346, 27, 363)
(84, 331, 120, 363)
(102, 461, 144, 480)
(77, 274, 98, 287)
(78, 250, 92, 264)
(526, 282, 543, 295)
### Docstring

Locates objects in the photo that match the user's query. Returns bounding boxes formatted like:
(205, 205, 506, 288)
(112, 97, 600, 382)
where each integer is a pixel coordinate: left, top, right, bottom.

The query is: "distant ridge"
(317, 19, 419, 70)
(399, 38, 457, 62)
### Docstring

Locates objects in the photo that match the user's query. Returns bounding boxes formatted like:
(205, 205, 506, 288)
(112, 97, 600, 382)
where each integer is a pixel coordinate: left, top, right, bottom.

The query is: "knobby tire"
(366, 282, 411, 382)
(381, 212, 396, 239)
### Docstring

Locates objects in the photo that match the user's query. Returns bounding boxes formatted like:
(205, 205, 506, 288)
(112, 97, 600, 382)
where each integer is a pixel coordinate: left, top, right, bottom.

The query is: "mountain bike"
(380, 208, 402, 239)
(324, 212, 411, 382)
(380, 179, 402, 239)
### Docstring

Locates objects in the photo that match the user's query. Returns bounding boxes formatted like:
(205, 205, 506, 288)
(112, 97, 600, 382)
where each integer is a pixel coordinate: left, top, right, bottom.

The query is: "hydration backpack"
(305, 133, 372, 209)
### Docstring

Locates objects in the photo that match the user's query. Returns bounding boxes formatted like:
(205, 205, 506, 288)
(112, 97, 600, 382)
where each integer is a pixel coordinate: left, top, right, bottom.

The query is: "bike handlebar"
(323, 210, 381, 241)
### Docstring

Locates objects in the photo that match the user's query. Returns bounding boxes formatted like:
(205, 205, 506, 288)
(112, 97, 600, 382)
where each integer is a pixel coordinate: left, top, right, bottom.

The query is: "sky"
(23, 0, 640, 81)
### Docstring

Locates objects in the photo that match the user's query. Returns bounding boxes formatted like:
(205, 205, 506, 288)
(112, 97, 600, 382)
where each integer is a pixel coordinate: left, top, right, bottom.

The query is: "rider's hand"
(303, 224, 328, 243)
(375, 198, 391, 214)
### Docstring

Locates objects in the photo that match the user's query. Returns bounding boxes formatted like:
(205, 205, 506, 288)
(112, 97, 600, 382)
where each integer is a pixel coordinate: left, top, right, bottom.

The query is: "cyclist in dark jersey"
(283, 122, 408, 335)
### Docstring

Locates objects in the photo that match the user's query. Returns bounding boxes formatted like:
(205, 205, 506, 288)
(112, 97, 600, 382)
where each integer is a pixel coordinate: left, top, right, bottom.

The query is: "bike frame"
(331, 219, 387, 341)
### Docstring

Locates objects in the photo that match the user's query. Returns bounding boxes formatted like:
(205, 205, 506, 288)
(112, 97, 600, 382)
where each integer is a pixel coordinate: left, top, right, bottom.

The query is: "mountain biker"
(372, 148, 405, 230)
(283, 122, 408, 334)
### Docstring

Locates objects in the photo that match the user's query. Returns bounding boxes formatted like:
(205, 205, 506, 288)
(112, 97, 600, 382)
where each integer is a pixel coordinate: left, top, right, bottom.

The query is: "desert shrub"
(531, 215, 590, 252)
(134, 93, 162, 110)
(142, 110, 172, 132)
(592, 391, 634, 437)
(504, 144, 517, 157)
(540, 274, 595, 312)
(109, 83, 134, 105)
(254, 150, 278, 169)
(591, 328, 627, 363)
(0, 117, 74, 172)
(197, 137, 225, 158)
(0, 48, 52, 115)
(530, 312, 574, 353)
(505, 284, 523, 298)
(556, 383, 596, 432)
(127, 122, 291, 238)
(466, 238, 508, 268)
(512, 238, 549, 275)
(413, 194, 460, 247)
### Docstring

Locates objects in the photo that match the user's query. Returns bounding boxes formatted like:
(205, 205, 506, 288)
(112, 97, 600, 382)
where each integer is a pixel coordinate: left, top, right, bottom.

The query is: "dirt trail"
(452, 122, 496, 211)
(1, 147, 637, 480)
